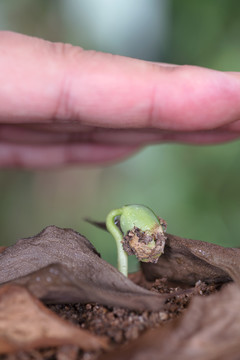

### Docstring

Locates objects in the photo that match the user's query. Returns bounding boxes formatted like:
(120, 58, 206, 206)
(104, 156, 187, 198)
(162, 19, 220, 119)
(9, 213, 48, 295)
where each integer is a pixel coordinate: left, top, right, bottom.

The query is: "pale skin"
(1, 31, 240, 168)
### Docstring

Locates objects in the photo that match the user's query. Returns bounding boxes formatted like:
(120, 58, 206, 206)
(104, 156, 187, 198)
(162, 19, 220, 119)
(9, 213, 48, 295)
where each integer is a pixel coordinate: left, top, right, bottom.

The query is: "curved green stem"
(106, 208, 128, 276)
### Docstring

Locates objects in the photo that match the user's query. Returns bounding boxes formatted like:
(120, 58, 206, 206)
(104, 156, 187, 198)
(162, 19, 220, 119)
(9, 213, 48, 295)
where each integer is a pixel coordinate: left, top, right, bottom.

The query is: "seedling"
(106, 205, 166, 276)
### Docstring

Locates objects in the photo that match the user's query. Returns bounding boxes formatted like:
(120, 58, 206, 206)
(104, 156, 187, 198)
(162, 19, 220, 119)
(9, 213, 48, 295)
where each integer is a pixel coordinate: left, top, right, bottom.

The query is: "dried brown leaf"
(56, 345, 79, 360)
(0, 226, 165, 311)
(9, 263, 166, 311)
(186, 239, 240, 285)
(141, 233, 233, 285)
(86, 220, 238, 285)
(101, 283, 240, 360)
(0, 284, 108, 354)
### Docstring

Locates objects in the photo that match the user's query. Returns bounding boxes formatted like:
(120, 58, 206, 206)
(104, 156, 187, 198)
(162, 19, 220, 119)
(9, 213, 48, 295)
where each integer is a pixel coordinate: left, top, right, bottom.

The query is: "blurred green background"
(0, 1, 240, 272)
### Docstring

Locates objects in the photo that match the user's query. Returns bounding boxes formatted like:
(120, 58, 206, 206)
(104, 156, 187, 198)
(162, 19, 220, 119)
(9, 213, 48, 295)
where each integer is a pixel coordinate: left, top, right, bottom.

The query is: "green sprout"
(106, 205, 166, 276)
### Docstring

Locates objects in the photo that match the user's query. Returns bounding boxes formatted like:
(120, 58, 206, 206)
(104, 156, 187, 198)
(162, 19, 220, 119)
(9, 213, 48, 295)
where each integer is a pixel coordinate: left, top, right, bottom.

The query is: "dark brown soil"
(0, 272, 219, 360)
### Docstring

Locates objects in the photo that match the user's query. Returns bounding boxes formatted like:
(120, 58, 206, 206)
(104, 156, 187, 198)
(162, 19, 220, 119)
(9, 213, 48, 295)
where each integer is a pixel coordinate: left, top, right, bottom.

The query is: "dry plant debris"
(141, 233, 233, 284)
(101, 283, 240, 360)
(0, 225, 240, 359)
(0, 284, 108, 355)
(0, 226, 165, 311)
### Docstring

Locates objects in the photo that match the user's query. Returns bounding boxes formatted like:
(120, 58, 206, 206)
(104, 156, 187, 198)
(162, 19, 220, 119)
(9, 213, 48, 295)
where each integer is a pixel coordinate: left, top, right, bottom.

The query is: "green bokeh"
(0, 1, 239, 274)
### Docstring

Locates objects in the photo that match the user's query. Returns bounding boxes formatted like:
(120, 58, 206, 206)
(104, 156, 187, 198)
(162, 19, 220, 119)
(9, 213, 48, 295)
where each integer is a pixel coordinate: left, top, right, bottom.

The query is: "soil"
(0, 272, 220, 360)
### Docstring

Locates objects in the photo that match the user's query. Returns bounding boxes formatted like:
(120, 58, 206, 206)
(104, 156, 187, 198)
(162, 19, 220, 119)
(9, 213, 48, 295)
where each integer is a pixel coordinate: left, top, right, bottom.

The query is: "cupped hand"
(1, 31, 240, 168)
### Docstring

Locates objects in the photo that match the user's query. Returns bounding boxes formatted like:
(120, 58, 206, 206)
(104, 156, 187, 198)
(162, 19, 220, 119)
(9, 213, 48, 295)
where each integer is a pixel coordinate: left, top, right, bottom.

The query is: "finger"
(0, 121, 238, 168)
(0, 124, 239, 146)
(0, 142, 139, 169)
(1, 32, 240, 131)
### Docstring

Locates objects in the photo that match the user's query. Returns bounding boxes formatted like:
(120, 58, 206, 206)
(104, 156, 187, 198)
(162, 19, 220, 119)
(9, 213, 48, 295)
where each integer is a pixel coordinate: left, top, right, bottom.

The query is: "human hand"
(0, 31, 240, 168)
